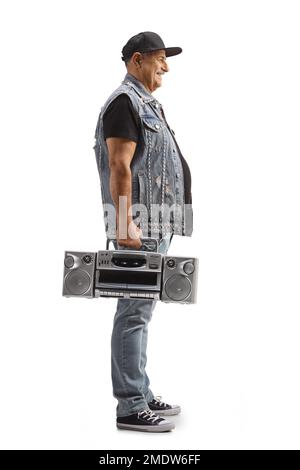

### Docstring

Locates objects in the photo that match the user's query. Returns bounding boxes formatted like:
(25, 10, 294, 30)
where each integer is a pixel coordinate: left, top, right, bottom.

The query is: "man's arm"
(106, 137, 142, 249)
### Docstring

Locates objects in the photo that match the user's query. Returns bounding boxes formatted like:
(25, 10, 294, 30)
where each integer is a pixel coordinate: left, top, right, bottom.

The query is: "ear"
(132, 52, 143, 67)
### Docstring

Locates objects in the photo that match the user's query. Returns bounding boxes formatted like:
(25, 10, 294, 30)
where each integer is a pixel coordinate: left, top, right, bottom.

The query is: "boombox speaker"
(63, 251, 96, 298)
(161, 256, 198, 303)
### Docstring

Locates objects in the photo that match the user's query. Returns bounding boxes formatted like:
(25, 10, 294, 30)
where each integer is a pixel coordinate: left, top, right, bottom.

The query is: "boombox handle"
(106, 237, 159, 252)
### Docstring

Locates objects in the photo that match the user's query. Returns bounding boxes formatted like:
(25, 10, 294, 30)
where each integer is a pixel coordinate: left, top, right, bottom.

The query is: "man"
(94, 32, 193, 432)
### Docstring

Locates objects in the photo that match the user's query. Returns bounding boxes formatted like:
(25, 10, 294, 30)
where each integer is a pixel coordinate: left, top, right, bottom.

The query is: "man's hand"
(117, 223, 143, 250)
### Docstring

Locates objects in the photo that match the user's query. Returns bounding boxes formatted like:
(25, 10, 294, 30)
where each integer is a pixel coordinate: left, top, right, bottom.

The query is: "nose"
(163, 61, 169, 72)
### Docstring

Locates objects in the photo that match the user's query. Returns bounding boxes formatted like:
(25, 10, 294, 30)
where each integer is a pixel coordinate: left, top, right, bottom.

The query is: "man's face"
(139, 50, 169, 93)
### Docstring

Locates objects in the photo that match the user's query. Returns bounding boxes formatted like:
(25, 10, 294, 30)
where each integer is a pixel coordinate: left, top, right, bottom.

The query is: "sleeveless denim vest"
(93, 72, 193, 239)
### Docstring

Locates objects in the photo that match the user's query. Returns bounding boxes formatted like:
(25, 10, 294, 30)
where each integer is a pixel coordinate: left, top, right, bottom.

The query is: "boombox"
(62, 239, 198, 304)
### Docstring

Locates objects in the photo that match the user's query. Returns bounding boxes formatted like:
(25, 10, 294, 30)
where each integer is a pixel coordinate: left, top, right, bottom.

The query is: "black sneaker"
(116, 409, 175, 432)
(148, 396, 181, 416)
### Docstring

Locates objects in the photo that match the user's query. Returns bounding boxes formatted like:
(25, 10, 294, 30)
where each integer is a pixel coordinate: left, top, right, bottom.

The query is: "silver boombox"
(62, 239, 198, 304)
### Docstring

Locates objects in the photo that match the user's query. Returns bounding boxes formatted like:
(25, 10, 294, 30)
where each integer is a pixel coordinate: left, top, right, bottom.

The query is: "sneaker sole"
(150, 406, 181, 416)
(116, 422, 175, 433)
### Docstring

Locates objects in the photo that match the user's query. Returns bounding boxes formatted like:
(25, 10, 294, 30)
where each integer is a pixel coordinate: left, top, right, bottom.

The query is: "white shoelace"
(138, 409, 160, 423)
(153, 395, 168, 407)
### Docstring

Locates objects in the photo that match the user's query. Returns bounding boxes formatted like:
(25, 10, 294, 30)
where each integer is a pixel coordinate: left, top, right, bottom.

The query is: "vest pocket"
(141, 116, 163, 132)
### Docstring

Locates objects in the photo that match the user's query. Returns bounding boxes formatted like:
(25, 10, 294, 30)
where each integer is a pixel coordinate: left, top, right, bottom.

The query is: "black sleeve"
(103, 93, 140, 142)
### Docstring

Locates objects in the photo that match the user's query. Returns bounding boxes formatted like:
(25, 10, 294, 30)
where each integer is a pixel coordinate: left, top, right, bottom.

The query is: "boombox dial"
(166, 258, 176, 268)
(82, 255, 93, 264)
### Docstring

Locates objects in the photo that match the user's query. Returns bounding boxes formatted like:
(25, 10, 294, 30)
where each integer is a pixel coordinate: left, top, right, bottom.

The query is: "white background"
(0, 0, 299, 450)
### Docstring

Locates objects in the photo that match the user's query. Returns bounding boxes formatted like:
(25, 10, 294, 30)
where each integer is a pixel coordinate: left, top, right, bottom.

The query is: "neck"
(126, 70, 153, 94)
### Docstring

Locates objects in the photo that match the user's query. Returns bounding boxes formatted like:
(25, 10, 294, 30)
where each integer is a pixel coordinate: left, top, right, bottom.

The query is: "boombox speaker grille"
(164, 274, 191, 301)
(65, 269, 91, 295)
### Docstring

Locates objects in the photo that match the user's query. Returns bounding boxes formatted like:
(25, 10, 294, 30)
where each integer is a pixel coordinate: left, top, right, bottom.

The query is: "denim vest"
(93, 72, 193, 239)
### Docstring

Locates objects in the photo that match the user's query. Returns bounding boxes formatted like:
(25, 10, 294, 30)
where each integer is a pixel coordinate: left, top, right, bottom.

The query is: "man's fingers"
(117, 240, 142, 250)
(128, 221, 142, 240)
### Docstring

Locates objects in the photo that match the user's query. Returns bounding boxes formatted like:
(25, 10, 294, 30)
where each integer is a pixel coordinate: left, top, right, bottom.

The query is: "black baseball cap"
(121, 31, 182, 62)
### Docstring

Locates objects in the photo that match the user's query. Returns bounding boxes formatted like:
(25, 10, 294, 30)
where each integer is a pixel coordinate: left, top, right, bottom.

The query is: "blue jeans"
(111, 235, 172, 417)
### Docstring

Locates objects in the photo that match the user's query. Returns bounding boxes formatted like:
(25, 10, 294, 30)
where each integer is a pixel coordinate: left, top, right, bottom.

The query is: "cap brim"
(143, 47, 182, 57)
(164, 47, 182, 57)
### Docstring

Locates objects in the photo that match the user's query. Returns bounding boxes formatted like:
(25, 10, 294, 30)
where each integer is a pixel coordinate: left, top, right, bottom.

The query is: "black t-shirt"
(103, 94, 140, 142)
(103, 94, 191, 204)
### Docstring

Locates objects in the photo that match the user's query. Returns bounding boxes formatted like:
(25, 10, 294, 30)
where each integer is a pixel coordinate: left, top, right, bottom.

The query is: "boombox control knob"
(82, 255, 92, 264)
(167, 259, 176, 268)
(64, 255, 74, 268)
(184, 262, 195, 275)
